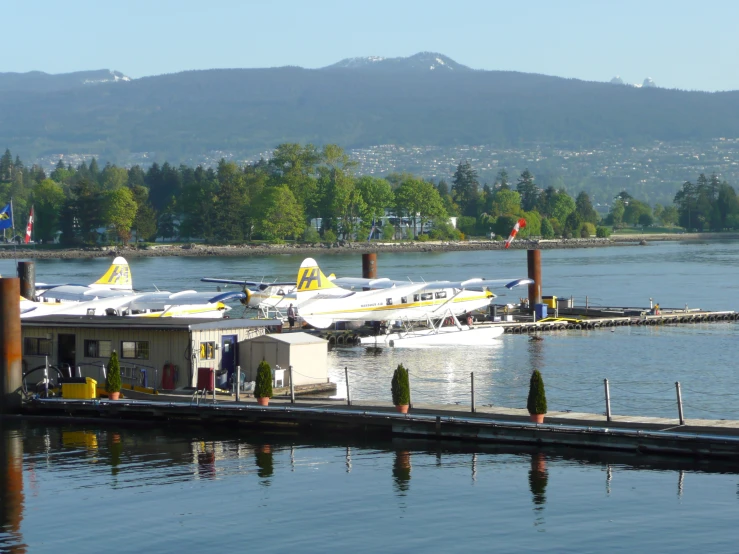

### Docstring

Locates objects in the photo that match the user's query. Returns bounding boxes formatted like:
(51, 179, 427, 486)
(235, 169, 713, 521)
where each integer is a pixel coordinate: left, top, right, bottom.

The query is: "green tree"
(212, 160, 248, 242)
(254, 185, 305, 241)
(130, 185, 158, 242)
(104, 187, 138, 244)
(105, 351, 122, 394)
(254, 360, 273, 399)
(490, 189, 521, 217)
(395, 176, 446, 238)
(451, 160, 480, 217)
(494, 169, 510, 190)
(31, 179, 66, 243)
(575, 191, 599, 224)
(540, 218, 555, 239)
(526, 369, 547, 416)
(516, 169, 539, 212)
(391, 364, 410, 406)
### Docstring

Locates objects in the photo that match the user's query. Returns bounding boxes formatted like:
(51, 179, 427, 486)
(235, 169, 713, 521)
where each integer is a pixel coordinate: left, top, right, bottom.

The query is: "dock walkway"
(20, 396, 739, 460)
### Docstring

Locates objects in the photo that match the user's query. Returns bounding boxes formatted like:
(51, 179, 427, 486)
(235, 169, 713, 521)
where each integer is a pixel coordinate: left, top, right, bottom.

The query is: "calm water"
(2, 241, 738, 420)
(1, 421, 738, 553)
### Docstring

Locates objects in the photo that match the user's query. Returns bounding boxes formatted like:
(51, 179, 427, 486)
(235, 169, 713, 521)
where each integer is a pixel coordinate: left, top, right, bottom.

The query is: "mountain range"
(1, 52, 738, 165)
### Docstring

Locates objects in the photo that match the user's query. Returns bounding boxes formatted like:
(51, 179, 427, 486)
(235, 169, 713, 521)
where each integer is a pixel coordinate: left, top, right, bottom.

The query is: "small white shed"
(241, 333, 328, 387)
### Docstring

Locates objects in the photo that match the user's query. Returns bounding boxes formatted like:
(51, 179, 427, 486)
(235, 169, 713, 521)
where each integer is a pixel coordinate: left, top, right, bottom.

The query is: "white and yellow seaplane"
(21, 257, 243, 318)
(292, 258, 532, 347)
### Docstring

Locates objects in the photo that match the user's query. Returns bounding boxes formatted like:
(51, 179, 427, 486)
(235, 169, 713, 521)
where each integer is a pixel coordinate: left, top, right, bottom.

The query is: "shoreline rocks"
(1, 232, 735, 260)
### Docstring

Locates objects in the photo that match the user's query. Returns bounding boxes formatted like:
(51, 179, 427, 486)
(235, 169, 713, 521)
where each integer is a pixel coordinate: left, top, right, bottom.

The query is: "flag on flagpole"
(0, 203, 12, 231)
(24, 206, 34, 243)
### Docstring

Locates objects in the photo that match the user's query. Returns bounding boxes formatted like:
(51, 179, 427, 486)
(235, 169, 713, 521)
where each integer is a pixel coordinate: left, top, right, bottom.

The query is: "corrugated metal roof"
(21, 315, 281, 331)
(253, 332, 328, 345)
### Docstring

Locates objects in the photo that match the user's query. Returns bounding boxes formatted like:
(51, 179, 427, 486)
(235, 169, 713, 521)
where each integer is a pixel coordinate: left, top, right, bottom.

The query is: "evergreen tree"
(495, 169, 510, 190)
(0, 149, 13, 180)
(575, 191, 599, 224)
(451, 160, 480, 217)
(516, 169, 539, 212)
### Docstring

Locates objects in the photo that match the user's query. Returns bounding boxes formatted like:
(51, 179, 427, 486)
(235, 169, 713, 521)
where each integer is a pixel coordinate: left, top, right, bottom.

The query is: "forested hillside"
(1, 53, 739, 164)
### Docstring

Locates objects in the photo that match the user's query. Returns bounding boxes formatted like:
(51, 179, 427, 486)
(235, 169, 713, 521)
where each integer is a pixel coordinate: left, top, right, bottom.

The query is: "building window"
(121, 341, 149, 360)
(85, 340, 111, 358)
(200, 342, 215, 360)
(24, 337, 51, 356)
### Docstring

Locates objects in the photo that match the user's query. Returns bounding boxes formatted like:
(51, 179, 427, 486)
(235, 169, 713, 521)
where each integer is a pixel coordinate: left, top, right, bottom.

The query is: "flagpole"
(10, 197, 17, 268)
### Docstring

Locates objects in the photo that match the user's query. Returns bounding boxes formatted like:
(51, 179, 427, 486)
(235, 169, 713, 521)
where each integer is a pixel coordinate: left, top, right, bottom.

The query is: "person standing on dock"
(287, 303, 297, 330)
(654, 303, 660, 315)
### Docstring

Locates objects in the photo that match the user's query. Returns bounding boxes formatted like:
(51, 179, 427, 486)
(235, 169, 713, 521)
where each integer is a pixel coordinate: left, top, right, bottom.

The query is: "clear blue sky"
(4, 0, 739, 91)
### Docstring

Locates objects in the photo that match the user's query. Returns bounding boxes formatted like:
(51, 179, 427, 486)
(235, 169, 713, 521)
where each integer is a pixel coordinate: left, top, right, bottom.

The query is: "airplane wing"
(201, 278, 295, 289)
(37, 285, 135, 302)
(127, 290, 246, 310)
(331, 277, 409, 290)
(421, 278, 534, 291)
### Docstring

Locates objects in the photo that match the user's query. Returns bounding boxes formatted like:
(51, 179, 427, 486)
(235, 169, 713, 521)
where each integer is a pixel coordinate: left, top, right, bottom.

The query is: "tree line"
(1, 145, 739, 246)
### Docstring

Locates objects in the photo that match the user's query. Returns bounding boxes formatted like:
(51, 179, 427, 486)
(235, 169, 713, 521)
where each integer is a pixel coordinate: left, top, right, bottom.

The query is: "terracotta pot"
(256, 397, 270, 406)
(109, 392, 120, 401)
(395, 404, 409, 414)
(529, 413, 545, 424)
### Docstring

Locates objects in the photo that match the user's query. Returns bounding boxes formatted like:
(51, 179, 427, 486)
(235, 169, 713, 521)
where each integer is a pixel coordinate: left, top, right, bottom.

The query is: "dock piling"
(527, 250, 542, 310)
(604, 379, 612, 422)
(471, 372, 476, 413)
(0, 278, 22, 413)
(345, 366, 351, 406)
(676, 381, 685, 425)
(17, 261, 35, 301)
(362, 253, 377, 279)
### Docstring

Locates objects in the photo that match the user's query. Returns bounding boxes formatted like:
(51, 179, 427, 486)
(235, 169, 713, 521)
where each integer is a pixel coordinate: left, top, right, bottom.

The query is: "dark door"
(221, 335, 237, 381)
(57, 334, 76, 373)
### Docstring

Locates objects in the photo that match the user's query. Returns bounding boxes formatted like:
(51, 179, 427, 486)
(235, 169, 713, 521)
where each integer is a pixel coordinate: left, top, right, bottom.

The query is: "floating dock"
(18, 396, 739, 460)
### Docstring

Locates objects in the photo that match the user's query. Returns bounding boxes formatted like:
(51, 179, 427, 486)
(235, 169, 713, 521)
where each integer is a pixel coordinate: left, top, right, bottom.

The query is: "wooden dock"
(18, 396, 739, 460)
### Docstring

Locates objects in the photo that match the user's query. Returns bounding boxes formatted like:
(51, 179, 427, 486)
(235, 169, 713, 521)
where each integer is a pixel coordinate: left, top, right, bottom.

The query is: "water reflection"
(255, 444, 274, 482)
(0, 423, 26, 553)
(528, 452, 548, 530)
(392, 450, 412, 494)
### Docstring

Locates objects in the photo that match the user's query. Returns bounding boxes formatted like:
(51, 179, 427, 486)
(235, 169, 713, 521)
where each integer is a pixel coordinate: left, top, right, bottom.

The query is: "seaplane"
(290, 258, 533, 347)
(21, 257, 244, 319)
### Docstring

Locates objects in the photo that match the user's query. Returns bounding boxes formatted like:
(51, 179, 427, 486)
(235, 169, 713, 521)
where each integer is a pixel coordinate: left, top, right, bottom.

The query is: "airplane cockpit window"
(386, 298, 393, 306)
(435, 291, 447, 299)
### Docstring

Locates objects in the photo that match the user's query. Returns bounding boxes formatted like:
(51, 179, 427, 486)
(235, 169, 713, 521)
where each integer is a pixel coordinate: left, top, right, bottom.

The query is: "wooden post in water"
(470, 372, 476, 413)
(344, 366, 351, 406)
(527, 250, 542, 311)
(604, 378, 612, 422)
(362, 253, 377, 279)
(17, 261, 35, 301)
(0, 278, 22, 413)
(676, 381, 685, 425)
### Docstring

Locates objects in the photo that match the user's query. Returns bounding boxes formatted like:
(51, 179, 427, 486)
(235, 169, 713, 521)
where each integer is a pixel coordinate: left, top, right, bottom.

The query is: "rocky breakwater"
(0, 237, 641, 261)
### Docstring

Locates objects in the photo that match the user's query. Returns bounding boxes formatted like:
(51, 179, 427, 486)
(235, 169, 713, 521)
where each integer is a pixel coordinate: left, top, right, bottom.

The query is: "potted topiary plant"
(391, 363, 411, 413)
(254, 360, 273, 406)
(527, 369, 547, 423)
(106, 351, 122, 400)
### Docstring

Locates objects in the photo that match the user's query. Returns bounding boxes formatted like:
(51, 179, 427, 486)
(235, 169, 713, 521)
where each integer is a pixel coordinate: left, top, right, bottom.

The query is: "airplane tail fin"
(295, 258, 337, 295)
(90, 257, 133, 290)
